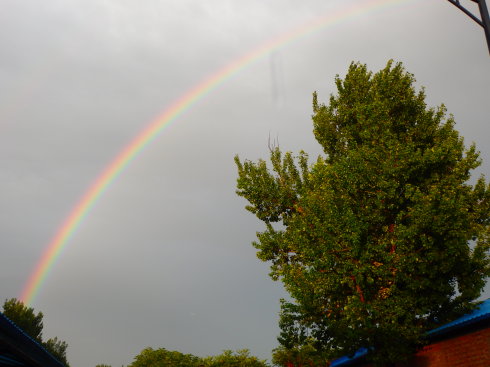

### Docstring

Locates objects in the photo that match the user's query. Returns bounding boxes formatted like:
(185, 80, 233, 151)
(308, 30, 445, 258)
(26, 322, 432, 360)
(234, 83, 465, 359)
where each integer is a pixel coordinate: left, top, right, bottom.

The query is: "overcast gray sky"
(1, 1, 489, 366)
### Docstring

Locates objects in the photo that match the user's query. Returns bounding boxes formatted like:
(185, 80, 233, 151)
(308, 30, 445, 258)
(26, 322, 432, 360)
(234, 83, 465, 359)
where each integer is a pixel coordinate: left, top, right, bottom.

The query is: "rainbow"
(20, 0, 416, 306)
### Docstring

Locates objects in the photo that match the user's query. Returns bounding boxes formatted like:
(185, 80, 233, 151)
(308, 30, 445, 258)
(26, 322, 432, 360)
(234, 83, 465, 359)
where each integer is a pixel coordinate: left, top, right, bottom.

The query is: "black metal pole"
(447, 0, 490, 55)
(476, 0, 490, 54)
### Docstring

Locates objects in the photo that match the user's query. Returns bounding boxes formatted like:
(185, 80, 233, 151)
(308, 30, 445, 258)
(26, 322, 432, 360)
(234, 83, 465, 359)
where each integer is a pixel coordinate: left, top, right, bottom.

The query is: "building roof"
(330, 348, 369, 367)
(0, 312, 66, 367)
(330, 298, 490, 367)
(427, 298, 490, 337)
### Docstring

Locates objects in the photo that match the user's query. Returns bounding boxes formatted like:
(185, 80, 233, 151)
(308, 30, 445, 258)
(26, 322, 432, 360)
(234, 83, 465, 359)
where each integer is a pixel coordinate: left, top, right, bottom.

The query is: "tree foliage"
(201, 349, 269, 367)
(128, 347, 202, 367)
(128, 347, 269, 367)
(235, 61, 490, 365)
(272, 343, 327, 367)
(43, 336, 70, 366)
(2, 298, 44, 341)
(2, 298, 70, 366)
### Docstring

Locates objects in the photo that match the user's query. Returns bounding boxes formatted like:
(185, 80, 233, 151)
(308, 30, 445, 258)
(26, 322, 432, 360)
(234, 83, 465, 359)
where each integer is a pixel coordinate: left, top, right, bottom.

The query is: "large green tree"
(235, 61, 490, 366)
(201, 349, 269, 367)
(2, 298, 44, 340)
(2, 298, 70, 366)
(128, 347, 269, 367)
(128, 347, 202, 367)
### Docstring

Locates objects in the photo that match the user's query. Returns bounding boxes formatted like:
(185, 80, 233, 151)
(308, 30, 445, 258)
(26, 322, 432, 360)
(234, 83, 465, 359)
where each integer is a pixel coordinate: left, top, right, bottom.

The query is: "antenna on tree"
(447, 0, 490, 54)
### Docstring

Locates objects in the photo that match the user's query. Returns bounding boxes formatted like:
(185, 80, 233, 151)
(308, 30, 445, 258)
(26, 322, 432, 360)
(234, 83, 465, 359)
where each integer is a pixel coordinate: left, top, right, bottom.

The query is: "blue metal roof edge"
(0, 312, 45, 349)
(330, 348, 368, 367)
(0, 354, 26, 366)
(427, 298, 490, 337)
(329, 298, 490, 367)
(0, 312, 66, 367)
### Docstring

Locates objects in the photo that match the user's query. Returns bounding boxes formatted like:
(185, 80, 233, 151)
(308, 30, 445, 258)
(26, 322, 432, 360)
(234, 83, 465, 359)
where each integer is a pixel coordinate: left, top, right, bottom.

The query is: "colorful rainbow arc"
(20, 0, 414, 306)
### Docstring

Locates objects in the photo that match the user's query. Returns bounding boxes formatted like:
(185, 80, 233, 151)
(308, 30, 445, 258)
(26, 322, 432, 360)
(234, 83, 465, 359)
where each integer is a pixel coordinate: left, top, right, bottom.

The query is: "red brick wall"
(344, 324, 490, 367)
(407, 326, 490, 367)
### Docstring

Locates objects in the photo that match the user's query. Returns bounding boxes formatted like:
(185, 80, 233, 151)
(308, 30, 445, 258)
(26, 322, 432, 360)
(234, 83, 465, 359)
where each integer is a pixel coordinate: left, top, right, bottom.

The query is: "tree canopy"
(128, 347, 202, 367)
(2, 298, 70, 367)
(235, 61, 490, 366)
(128, 347, 269, 367)
(201, 349, 269, 367)
(2, 298, 44, 340)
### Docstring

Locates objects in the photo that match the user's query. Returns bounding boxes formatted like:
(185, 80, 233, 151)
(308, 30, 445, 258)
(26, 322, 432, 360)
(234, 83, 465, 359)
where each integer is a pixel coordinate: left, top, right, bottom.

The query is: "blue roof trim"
(0, 313, 46, 350)
(330, 348, 368, 367)
(329, 298, 490, 367)
(0, 354, 26, 366)
(0, 312, 65, 367)
(427, 298, 490, 337)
